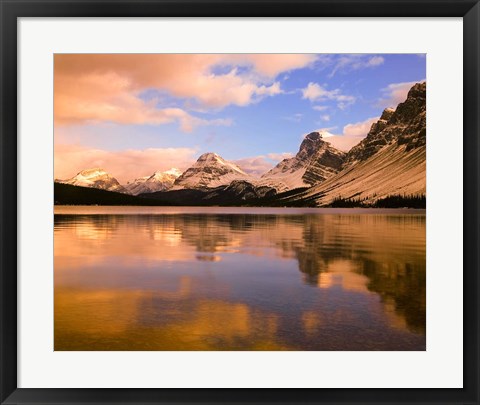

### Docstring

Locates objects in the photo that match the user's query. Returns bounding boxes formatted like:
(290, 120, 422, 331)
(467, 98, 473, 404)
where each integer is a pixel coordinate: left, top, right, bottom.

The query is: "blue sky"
(54, 53, 425, 182)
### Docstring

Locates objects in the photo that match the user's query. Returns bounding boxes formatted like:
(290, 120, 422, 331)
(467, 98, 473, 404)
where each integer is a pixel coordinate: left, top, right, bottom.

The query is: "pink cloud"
(323, 135, 365, 152)
(55, 70, 232, 131)
(379, 80, 425, 108)
(343, 116, 379, 137)
(266, 152, 294, 161)
(315, 117, 380, 152)
(54, 144, 198, 183)
(230, 54, 317, 78)
(55, 54, 316, 127)
(233, 157, 274, 177)
(234, 153, 294, 176)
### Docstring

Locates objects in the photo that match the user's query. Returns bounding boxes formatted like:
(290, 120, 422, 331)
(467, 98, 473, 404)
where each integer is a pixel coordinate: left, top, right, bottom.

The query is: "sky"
(54, 53, 426, 183)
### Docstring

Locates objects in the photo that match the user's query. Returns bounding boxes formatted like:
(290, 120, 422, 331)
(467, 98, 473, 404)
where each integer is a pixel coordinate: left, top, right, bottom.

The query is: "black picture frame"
(1, 0, 478, 404)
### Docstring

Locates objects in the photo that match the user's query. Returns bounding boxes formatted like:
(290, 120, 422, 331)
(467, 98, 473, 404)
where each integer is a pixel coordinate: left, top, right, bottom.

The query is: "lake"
(54, 206, 426, 351)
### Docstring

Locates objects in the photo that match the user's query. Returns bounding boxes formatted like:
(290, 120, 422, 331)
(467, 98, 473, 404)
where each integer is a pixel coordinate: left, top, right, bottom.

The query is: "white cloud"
(284, 113, 303, 122)
(312, 105, 328, 111)
(328, 54, 385, 77)
(366, 56, 385, 67)
(255, 81, 283, 96)
(302, 82, 356, 109)
(320, 114, 330, 122)
(302, 83, 337, 102)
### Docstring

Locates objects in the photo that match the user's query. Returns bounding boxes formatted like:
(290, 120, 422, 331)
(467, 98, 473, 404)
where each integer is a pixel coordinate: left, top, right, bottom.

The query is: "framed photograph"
(1, 0, 478, 404)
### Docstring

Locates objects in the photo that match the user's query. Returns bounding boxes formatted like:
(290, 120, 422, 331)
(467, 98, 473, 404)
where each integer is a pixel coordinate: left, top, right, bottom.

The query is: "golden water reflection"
(54, 208, 426, 350)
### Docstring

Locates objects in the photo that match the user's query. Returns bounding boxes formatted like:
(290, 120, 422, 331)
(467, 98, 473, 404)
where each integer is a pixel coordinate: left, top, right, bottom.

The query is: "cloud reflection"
(55, 212, 426, 350)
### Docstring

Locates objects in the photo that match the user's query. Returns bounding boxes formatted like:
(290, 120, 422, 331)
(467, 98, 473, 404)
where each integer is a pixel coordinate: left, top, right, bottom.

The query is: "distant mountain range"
(58, 167, 182, 195)
(55, 82, 426, 208)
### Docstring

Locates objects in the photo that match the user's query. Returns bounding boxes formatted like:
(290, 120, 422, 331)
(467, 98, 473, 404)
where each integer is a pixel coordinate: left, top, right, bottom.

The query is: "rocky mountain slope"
(58, 168, 127, 193)
(280, 82, 426, 206)
(125, 168, 182, 195)
(261, 131, 345, 190)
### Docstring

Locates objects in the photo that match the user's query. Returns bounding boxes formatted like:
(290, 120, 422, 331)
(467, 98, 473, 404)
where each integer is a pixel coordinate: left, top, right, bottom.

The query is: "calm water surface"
(54, 206, 426, 351)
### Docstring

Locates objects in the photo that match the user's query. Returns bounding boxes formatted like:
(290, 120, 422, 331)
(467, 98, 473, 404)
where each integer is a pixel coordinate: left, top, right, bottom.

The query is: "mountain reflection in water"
(54, 207, 426, 351)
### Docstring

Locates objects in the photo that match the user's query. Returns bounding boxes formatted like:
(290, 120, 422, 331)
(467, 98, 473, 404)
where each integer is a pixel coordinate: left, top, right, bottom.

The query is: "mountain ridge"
(275, 81, 426, 206)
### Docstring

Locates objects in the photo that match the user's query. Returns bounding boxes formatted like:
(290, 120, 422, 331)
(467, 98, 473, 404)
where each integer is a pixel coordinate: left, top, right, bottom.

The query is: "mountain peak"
(77, 168, 108, 176)
(304, 131, 324, 141)
(261, 131, 345, 190)
(150, 168, 182, 179)
(125, 168, 181, 195)
(173, 153, 250, 189)
(380, 107, 395, 121)
(194, 152, 246, 174)
(298, 131, 330, 158)
(163, 168, 182, 177)
(59, 167, 126, 194)
(407, 81, 426, 99)
(198, 152, 221, 160)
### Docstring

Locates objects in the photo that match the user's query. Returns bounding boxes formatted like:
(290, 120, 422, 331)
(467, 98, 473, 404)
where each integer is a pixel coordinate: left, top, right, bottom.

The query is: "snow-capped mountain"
(281, 82, 426, 206)
(260, 131, 345, 190)
(58, 168, 127, 193)
(172, 153, 254, 189)
(125, 168, 182, 195)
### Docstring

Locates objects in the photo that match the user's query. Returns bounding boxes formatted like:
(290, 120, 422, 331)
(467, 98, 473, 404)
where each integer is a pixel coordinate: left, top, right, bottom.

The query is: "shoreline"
(54, 205, 426, 215)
